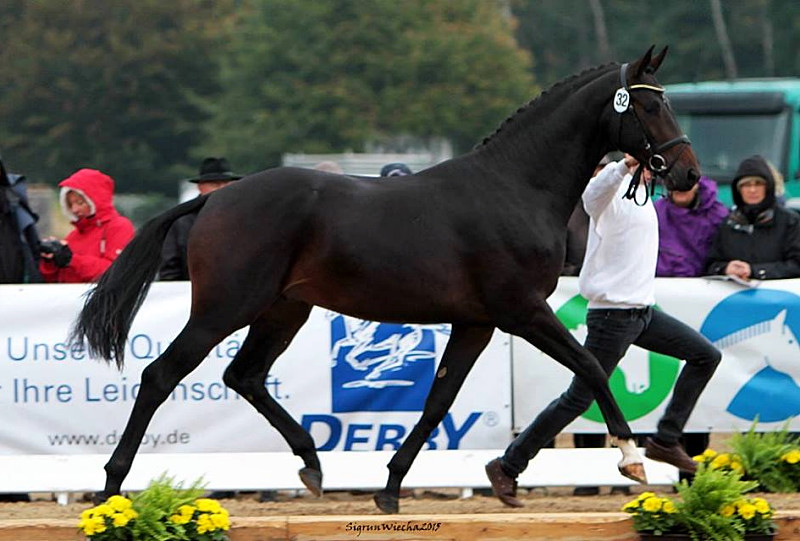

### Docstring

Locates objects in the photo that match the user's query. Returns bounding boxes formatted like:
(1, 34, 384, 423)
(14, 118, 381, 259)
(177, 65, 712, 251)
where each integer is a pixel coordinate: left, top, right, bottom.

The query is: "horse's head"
(610, 46, 700, 192)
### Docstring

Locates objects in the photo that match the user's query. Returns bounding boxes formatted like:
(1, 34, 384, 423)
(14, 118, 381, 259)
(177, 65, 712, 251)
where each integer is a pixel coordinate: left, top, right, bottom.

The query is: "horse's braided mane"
(476, 62, 620, 149)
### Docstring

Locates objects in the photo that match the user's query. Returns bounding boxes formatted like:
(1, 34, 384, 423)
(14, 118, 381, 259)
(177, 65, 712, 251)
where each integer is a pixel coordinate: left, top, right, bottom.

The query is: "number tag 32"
(613, 88, 630, 113)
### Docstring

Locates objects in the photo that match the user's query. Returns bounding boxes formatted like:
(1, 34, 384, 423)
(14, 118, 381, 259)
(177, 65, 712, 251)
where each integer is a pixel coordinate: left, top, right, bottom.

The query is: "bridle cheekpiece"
(614, 63, 691, 205)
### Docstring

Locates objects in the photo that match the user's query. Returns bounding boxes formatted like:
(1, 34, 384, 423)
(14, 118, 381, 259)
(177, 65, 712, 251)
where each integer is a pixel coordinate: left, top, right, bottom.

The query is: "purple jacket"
(655, 177, 729, 277)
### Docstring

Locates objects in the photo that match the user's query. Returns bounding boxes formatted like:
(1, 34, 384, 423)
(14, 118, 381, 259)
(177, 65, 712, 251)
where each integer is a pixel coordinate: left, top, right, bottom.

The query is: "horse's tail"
(70, 196, 209, 369)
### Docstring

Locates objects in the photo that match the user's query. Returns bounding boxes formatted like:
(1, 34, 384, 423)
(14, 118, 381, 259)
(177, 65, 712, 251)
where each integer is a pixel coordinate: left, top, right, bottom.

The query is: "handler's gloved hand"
(52, 243, 73, 268)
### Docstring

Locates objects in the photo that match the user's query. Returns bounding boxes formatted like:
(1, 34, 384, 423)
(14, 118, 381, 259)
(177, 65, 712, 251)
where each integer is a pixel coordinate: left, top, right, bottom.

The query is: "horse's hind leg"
(221, 299, 321, 494)
(100, 320, 230, 499)
(497, 298, 644, 483)
(373, 324, 494, 514)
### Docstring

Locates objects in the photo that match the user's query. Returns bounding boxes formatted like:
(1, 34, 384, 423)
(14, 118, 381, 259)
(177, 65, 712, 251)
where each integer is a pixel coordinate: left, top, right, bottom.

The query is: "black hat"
(188, 157, 242, 183)
(380, 163, 413, 177)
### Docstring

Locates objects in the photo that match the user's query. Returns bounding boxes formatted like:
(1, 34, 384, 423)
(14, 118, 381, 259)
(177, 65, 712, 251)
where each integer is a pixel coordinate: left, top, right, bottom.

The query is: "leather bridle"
(614, 63, 691, 205)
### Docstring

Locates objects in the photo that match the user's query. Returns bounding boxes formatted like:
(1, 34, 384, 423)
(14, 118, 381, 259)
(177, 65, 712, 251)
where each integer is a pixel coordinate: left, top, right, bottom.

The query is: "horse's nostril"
(687, 168, 700, 183)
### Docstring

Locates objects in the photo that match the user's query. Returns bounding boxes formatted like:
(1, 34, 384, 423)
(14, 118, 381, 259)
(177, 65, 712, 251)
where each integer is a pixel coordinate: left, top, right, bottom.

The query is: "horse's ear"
(632, 45, 656, 77)
(648, 46, 668, 74)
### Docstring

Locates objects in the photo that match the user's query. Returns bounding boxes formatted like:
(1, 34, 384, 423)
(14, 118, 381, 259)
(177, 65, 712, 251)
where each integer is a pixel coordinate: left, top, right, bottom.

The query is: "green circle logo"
(555, 295, 680, 422)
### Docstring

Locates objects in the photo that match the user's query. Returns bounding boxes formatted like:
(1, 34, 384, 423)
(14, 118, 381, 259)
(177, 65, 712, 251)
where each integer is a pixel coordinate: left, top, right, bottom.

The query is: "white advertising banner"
(513, 277, 800, 434)
(0, 283, 512, 455)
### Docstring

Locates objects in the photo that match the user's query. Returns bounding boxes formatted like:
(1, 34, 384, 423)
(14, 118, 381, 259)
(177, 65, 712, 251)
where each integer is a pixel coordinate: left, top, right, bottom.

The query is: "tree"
(511, 0, 799, 86)
(201, 0, 535, 173)
(710, 0, 738, 79)
(0, 0, 228, 195)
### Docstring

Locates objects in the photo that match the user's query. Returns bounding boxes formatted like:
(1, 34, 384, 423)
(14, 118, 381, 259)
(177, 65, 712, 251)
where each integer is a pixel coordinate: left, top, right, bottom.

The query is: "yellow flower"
(702, 448, 718, 459)
(170, 513, 192, 525)
(642, 497, 663, 513)
(178, 504, 196, 517)
(638, 491, 656, 501)
(81, 516, 106, 535)
(622, 500, 639, 512)
(123, 508, 138, 521)
(738, 503, 757, 520)
(196, 498, 223, 513)
(77, 518, 90, 534)
(711, 453, 731, 469)
(781, 450, 800, 464)
(692, 454, 705, 462)
(106, 495, 133, 512)
(662, 500, 676, 514)
(211, 511, 231, 530)
(170, 505, 195, 525)
(93, 504, 113, 517)
(753, 498, 771, 514)
(720, 504, 735, 517)
(730, 461, 745, 474)
(112, 512, 131, 527)
(196, 513, 214, 534)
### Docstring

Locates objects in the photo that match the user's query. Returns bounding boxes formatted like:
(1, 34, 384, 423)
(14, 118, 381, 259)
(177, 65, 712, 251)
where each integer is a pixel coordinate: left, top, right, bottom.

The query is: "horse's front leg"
(498, 299, 645, 485)
(373, 324, 494, 514)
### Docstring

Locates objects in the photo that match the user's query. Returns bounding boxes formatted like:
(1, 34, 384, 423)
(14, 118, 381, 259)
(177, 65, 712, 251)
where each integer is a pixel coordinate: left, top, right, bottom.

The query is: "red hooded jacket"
(39, 169, 135, 283)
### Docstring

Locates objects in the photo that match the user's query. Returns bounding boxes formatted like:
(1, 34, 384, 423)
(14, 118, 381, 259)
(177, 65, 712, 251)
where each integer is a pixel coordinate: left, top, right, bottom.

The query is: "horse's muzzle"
(661, 148, 701, 192)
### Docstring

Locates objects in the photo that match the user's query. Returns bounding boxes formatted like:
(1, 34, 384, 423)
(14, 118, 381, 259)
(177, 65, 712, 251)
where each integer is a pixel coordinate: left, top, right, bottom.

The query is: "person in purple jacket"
(653, 175, 728, 478)
(655, 176, 729, 278)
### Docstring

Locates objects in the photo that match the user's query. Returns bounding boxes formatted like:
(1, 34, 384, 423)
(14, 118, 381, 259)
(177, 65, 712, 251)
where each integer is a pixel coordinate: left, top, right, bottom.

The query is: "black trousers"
(502, 306, 721, 477)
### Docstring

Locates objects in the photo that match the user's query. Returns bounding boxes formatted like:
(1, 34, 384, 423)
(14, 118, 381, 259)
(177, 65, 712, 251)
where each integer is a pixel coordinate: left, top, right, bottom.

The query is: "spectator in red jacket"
(39, 169, 134, 283)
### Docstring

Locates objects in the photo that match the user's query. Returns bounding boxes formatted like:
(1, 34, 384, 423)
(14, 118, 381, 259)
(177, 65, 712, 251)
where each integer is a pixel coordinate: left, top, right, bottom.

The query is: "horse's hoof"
(373, 490, 399, 514)
(91, 491, 109, 505)
(298, 467, 323, 497)
(618, 462, 648, 484)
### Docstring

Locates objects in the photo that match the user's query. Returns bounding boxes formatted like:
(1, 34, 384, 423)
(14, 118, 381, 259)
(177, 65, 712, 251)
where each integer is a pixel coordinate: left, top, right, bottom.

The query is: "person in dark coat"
(0, 154, 42, 283)
(159, 157, 242, 281)
(705, 155, 800, 281)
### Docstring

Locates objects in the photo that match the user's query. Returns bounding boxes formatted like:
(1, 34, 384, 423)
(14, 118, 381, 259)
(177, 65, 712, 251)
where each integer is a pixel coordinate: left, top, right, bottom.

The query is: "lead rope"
(623, 165, 652, 206)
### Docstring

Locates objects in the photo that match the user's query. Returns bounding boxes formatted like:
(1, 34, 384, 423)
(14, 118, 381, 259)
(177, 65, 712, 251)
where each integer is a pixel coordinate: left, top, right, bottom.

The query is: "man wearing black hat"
(379, 162, 413, 178)
(159, 157, 242, 281)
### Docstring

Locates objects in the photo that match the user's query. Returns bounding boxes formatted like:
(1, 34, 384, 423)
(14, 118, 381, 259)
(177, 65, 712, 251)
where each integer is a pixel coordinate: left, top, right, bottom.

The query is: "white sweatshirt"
(578, 160, 658, 309)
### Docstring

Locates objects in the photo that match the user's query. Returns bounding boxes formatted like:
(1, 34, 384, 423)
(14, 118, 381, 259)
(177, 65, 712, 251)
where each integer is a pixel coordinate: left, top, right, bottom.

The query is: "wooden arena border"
(2, 512, 798, 541)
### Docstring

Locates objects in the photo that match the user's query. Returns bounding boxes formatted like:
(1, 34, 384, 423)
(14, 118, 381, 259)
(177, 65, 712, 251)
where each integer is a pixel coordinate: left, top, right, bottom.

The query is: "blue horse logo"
(329, 313, 449, 413)
(700, 289, 800, 422)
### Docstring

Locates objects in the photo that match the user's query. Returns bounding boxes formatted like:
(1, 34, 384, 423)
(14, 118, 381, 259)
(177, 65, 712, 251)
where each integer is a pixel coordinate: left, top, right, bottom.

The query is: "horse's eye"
(644, 100, 661, 114)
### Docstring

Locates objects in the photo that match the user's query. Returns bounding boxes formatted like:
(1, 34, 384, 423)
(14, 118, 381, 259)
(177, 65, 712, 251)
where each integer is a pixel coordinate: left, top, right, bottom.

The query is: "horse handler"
(486, 155, 722, 507)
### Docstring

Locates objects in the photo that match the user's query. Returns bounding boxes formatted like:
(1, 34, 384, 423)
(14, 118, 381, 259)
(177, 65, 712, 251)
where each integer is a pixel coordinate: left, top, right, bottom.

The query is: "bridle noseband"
(614, 63, 691, 205)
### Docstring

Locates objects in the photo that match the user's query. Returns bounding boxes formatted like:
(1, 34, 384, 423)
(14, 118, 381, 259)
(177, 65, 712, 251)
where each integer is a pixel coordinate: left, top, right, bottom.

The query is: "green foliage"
(623, 465, 776, 541)
(78, 475, 230, 541)
(673, 464, 757, 540)
(127, 475, 206, 540)
(729, 423, 800, 493)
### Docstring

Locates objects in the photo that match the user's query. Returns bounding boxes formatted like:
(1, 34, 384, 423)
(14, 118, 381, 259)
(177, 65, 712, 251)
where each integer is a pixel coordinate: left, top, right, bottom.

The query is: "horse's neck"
(476, 67, 618, 219)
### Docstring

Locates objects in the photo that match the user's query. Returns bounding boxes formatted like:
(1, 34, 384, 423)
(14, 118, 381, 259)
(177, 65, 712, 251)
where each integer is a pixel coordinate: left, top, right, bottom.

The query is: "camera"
(40, 239, 63, 255)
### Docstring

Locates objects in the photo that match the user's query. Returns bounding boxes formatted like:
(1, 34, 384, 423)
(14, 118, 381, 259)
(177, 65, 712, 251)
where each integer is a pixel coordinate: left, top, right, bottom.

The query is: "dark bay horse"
(71, 46, 699, 513)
